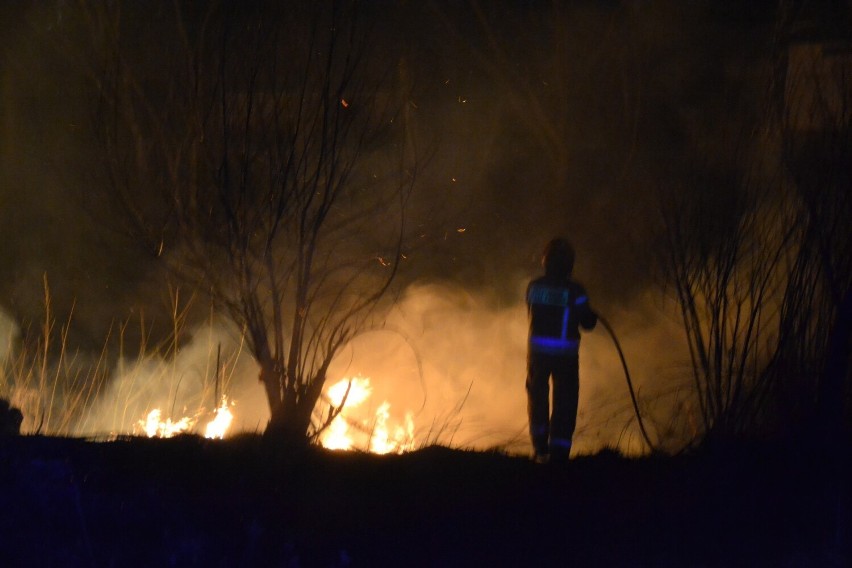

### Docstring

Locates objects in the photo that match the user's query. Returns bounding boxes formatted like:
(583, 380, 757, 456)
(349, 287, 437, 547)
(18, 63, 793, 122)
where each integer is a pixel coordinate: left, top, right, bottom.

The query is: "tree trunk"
(258, 359, 315, 445)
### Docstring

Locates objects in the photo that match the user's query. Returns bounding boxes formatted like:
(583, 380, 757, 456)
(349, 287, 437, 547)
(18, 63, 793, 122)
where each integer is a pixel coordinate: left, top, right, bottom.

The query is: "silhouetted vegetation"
(658, 1, 851, 447)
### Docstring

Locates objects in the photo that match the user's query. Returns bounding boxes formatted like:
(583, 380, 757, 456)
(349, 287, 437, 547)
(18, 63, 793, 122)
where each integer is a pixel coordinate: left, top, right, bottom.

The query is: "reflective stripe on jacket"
(527, 277, 596, 355)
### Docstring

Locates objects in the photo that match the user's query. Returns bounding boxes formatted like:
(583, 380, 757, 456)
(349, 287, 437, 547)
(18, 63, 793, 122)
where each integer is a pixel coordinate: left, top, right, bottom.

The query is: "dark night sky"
(0, 1, 788, 447)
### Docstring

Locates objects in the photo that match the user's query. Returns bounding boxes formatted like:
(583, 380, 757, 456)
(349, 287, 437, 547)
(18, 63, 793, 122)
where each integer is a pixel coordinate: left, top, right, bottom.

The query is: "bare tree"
(84, 1, 418, 443)
(770, 2, 851, 438)
(659, 2, 851, 444)
(659, 172, 801, 442)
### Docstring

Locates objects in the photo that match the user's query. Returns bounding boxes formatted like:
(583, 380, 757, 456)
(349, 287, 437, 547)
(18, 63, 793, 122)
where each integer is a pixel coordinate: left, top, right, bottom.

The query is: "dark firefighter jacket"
(526, 276, 597, 355)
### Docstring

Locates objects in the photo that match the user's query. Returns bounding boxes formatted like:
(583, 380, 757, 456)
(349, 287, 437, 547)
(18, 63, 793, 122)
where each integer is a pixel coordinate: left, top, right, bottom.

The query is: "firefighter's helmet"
(542, 238, 575, 278)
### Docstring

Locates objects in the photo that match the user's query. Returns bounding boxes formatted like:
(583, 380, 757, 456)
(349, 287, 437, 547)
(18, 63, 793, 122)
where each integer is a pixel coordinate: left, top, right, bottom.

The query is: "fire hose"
(597, 315, 658, 454)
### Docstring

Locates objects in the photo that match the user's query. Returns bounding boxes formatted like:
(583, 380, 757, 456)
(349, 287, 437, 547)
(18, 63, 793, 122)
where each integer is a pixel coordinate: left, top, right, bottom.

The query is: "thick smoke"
(60, 280, 691, 454)
(322, 281, 693, 454)
(73, 321, 251, 437)
(203, 281, 691, 455)
(0, 280, 692, 454)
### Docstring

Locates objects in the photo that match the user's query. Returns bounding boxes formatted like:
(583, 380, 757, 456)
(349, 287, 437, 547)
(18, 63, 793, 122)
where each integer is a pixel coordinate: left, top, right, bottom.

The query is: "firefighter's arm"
(575, 292, 598, 330)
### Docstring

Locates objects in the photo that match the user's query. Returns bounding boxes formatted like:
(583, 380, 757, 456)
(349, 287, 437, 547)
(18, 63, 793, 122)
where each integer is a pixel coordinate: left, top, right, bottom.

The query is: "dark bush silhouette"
(0, 398, 23, 436)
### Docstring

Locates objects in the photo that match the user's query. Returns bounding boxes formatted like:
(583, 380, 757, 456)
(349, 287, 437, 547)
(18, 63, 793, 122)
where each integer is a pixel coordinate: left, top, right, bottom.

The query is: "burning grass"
(0, 283, 248, 441)
(319, 377, 416, 453)
(0, 282, 481, 455)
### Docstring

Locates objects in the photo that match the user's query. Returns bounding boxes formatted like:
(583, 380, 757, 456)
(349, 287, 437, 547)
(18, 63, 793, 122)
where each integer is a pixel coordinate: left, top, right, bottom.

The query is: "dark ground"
(0, 435, 848, 567)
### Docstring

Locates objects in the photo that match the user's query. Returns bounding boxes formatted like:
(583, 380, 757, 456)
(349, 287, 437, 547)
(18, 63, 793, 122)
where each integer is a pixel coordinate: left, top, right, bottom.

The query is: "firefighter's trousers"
(526, 351, 580, 458)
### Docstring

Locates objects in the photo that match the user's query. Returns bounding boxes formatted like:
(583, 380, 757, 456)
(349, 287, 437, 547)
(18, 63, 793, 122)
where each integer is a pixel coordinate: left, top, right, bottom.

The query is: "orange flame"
(204, 397, 234, 439)
(135, 396, 235, 439)
(137, 408, 195, 438)
(320, 377, 415, 453)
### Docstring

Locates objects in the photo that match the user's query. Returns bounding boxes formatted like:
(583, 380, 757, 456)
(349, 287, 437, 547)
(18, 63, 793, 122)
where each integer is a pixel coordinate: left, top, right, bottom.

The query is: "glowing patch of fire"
(138, 408, 195, 438)
(321, 377, 415, 454)
(205, 397, 234, 439)
(136, 397, 234, 439)
(370, 402, 415, 454)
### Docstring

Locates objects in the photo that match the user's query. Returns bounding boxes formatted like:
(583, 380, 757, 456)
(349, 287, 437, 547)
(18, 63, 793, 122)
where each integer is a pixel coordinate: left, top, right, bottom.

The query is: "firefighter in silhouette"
(526, 238, 597, 463)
